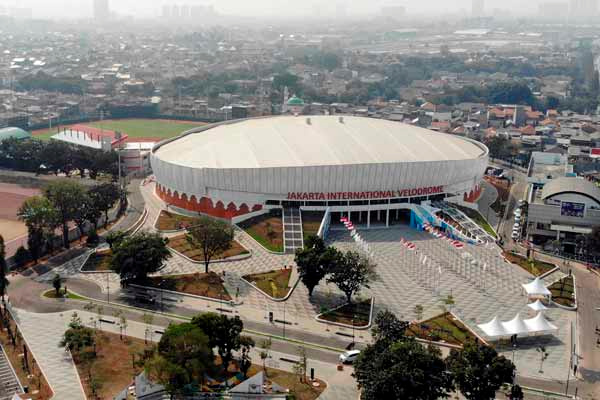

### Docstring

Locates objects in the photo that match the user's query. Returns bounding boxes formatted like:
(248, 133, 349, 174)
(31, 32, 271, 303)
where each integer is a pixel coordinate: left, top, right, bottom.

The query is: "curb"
(240, 269, 299, 302)
(166, 241, 252, 265)
(315, 297, 374, 331)
(127, 283, 242, 306)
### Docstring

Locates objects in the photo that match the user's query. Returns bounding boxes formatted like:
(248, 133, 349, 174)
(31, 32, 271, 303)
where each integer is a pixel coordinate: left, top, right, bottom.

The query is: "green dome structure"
(0, 127, 31, 141)
(286, 95, 304, 106)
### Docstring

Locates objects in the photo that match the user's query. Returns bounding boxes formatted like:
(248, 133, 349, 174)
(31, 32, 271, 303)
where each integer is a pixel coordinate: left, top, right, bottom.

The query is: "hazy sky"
(3, 0, 550, 19)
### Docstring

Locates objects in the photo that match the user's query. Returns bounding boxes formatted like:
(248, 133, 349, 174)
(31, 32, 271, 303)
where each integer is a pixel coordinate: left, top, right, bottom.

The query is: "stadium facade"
(151, 116, 488, 223)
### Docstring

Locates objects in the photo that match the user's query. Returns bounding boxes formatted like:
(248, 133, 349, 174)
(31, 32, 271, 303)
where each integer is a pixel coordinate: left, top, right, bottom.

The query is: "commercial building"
(527, 177, 600, 251)
(151, 116, 488, 223)
(93, 0, 110, 21)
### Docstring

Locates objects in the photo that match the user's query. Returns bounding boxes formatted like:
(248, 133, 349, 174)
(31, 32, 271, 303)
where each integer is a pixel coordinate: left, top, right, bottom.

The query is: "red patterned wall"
(156, 184, 262, 219)
(463, 184, 482, 203)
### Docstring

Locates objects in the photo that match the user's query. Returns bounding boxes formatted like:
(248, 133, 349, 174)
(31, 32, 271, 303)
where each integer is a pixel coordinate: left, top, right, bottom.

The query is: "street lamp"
(283, 301, 286, 338)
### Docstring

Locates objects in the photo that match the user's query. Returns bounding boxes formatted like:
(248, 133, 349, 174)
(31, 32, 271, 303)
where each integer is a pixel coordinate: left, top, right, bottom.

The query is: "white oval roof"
(154, 116, 488, 169)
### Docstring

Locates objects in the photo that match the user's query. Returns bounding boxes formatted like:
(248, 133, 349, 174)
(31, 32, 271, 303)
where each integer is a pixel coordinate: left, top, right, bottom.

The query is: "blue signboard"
(561, 201, 585, 218)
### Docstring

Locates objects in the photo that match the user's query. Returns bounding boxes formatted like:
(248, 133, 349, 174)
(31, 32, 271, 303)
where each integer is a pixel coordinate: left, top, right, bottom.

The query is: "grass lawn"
(73, 331, 148, 400)
(43, 289, 87, 301)
(238, 210, 283, 252)
(31, 118, 204, 140)
(406, 312, 478, 346)
(155, 210, 200, 231)
(243, 268, 292, 299)
(168, 234, 248, 262)
(549, 275, 575, 307)
(81, 250, 113, 272)
(301, 211, 324, 241)
(146, 272, 232, 301)
(0, 311, 53, 399)
(454, 204, 497, 238)
(503, 251, 556, 276)
(318, 299, 371, 327)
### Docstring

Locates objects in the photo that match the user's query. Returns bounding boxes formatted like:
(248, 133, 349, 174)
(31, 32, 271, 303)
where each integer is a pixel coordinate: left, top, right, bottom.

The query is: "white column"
(367, 209, 371, 229)
(556, 229, 560, 240)
(386, 209, 390, 227)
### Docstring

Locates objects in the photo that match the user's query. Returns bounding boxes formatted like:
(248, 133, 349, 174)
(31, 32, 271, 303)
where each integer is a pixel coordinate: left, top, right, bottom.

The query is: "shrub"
(13, 246, 29, 268)
(86, 230, 100, 247)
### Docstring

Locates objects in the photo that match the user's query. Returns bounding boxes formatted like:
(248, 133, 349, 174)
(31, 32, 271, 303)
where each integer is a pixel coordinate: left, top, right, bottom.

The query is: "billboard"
(561, 201, 585, 218)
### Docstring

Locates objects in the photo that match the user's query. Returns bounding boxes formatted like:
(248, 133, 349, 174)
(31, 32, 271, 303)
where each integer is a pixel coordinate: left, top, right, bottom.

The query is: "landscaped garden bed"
(453, 204, 497, 238)
(301, 211, 324, 241)
(238, 210, 283, 252)
(42, 289, 87, 301)
(167, 234, 248, 262)
(145, 272, 232, 301)
(406, 312, 478, 346)
(72, 330, 325, 400)
(549, 275, 576, 308)
(242, 268, 293, 299)
(81, 250, 113, 272)
(317, 299, 372, 327)
(503, 251, 556, 276)
(155, 210, 199, 231)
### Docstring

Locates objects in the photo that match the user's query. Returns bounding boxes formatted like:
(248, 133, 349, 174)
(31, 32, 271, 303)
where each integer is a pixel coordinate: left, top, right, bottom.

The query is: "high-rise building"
(93, 0, 110, 21)
(472, 0, 484, 17)
(162, 5, 171, 18)
(571, 0, 598, 17)
(538, 2, 569, 19)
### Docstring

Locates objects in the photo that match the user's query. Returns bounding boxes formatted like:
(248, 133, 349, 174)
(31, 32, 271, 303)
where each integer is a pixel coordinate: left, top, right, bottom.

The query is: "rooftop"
(154, 115, 488, 169)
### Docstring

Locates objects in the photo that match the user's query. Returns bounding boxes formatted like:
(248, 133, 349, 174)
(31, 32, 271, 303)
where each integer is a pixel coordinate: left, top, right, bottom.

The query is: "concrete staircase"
(283, 207, 304, 254)
(0, 345, 22, 400)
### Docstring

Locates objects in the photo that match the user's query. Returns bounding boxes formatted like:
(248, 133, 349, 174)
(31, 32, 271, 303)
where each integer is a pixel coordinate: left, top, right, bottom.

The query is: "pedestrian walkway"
(9, 307, 86, 400)
(0, 344, 22, 400)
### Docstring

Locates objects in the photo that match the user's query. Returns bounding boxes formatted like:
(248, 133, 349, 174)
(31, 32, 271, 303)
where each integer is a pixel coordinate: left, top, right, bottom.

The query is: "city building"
(151, 116, 488, 222)
(93, 0, 110, 21)
(527, 177, 600, 251)
(472, 0, 485, 17)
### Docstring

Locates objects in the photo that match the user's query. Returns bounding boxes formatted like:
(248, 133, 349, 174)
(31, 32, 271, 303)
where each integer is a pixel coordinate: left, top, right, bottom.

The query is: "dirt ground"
(0, 182, 39, 242)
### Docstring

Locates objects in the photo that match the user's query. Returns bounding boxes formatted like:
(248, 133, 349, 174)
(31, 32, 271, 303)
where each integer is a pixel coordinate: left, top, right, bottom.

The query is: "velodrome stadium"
(151, 115, 489, 224)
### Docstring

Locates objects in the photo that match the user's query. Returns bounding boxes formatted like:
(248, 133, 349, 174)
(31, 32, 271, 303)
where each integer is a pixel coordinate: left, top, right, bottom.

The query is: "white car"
(514, 209, 522, 216)
(512, 231, 520, 239)
(513, 223, 520, 229)
(339, 350, 361, 364)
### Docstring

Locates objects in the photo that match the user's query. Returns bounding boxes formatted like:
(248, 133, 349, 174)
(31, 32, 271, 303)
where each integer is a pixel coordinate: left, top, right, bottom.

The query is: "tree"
(259, 338, 272, 376)
(45, 179, 87, 248)
(446, 341, 516, 400)
(238, 336, 255, 379)
(294, 235, 340, 297)
(17, 196, 60, 262)
(371, 310, 410, 344)
(185, 216, 234, 274)
(106, 231, 127, 250)
(413, 304, 424, 321)
(142, 313, 154, 345)
(354, 313, 452, 400)
(292, 346, 308, 383)
(191, 312, 243, 370)
(145, 322, 213, 397)
(73, 193, 92, 241)
(110, 232, 171, 284)
(509, 384, 524, 400)
(0, 235, 8, 302)
(88, 183, 121, 227)
(327, 251, 378, 304)
(52, 274, 62, 296)
(60, 312, 95, 356)
(13, 246, 29, 269)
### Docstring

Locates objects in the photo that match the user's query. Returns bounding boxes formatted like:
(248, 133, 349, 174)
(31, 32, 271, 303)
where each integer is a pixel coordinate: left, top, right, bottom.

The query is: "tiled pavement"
(35, 181, 575, 382)
(9, 307, 86, 400)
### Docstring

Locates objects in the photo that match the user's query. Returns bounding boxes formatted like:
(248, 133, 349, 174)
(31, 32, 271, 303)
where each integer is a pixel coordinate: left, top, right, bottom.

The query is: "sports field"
(0, 183, 39, 243)
(32, 118, 206, 141)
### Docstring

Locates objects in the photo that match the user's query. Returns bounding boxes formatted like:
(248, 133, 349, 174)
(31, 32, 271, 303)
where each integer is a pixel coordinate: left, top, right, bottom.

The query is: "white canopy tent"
(522, 278, 552, 297)
(477, 316, 508, 338)
(527, 299, 549, 312)
(524, 312, 558, 334)
(502, 313, 530, 335)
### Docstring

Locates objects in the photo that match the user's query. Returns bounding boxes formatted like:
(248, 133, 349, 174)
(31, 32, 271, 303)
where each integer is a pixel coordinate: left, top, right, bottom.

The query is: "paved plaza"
(33, 181, 576, 383)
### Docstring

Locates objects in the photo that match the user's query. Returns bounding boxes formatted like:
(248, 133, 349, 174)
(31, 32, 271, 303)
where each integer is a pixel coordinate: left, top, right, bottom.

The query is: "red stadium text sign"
(286, 186, 444, 201)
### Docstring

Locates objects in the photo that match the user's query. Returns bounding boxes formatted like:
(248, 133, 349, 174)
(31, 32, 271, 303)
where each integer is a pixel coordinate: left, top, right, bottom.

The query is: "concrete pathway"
(8, 307, 86, 400)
